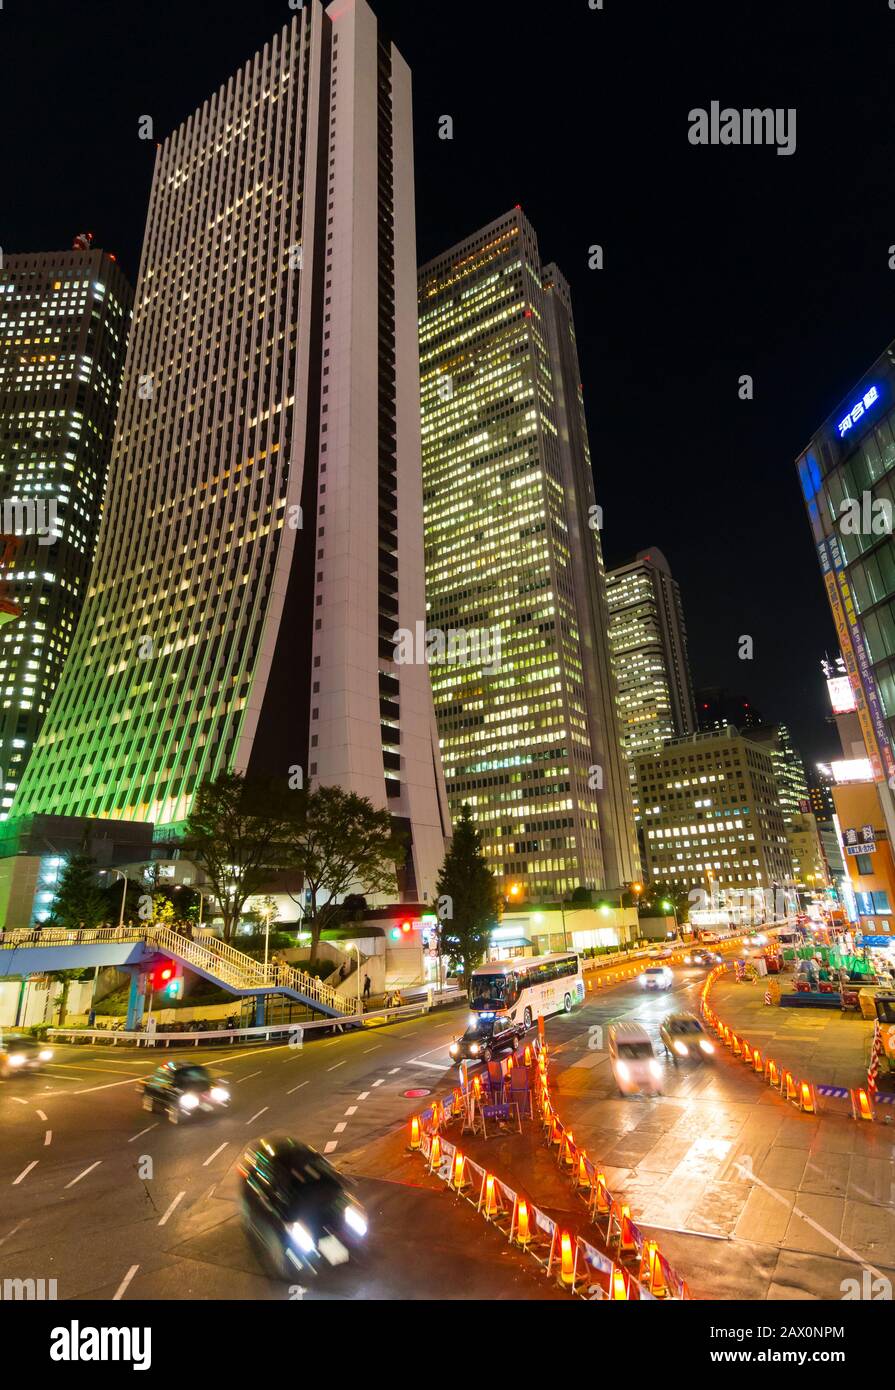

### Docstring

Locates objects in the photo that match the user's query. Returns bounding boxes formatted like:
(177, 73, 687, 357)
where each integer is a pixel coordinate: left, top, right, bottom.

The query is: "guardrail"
(47, 991, 465, 1047)
(699, 964, 892, 1124)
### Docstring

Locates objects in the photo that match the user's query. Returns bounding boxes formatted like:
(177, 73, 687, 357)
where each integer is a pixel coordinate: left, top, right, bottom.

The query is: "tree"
(435, 804, 501, 992)
(284, 786, 406, 961)
(638, 879, 691, 922)
(47, 852, 107, 929)
(183, 772, 297, 941)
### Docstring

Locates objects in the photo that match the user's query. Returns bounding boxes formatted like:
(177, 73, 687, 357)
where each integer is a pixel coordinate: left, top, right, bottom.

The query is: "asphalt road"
(2, 958, 889, 1301)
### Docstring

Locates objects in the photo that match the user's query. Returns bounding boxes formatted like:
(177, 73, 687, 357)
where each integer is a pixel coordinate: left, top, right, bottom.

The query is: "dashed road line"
(388, 1067, 401, 1075)
(10, 1097, 27, 1106)
(372, 1079, 384, 1088)
(333, 1122, 347, 1133)
(128, 1124, 157, 1143)
(113, 1265, 140, 1301)
(65, 1160, 102, 1189)
(324, 1140, 338, 1154)
(235, 1071, 262, 1083)
(203, 1142, 229, 1167)
(0, 1219, 29, 1248)
(246, 1107, 269, 1125)
(36, 1110, 47, 1122)
(12, 1162, 38, 1186)
(344, 1106, 357, 1116)
(356, 1091, 370, 1100)
(363, 1046, 381, 1053)
(287, 1080, 309, 1095)
(327, 1060, 346, 1072)
(44, 1131, 52, 1147)
(158, 1190, 186, 1226)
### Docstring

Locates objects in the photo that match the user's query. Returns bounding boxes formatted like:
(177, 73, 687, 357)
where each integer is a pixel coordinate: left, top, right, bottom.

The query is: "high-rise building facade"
(695, 687, 763, 732)
(12, 0, 449, 903)
(797, 340, 895, 851)
(635, 726, 792, 894)
(744, 723, 809, 821)
(0, 245, 132, 815)
(606, 547, 696, 773)
(418, 210, 638, 899)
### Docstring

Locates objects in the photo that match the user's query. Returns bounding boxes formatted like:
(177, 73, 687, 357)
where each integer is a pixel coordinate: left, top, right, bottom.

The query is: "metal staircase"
(147, 926, 344, 1015)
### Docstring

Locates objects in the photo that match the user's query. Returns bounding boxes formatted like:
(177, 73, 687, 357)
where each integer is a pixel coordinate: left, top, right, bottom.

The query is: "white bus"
(469, 952, 585, 1031)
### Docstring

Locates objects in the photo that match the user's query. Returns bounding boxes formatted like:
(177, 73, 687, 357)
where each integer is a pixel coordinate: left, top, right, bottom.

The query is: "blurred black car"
(683, 947, 721, 968)
(139, 1062, 230, 1124)
(0, 1033, 53, 1080)
(239, 1137, 368, 1278)
(449, 1013, 523, 1066)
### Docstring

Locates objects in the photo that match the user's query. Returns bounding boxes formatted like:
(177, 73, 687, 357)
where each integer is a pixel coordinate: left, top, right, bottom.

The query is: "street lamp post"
(348, 942, 362, 1016)
(102, 868, 128, 930)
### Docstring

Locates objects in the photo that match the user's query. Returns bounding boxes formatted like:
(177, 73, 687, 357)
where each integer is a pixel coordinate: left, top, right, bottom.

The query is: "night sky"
(3, 0, 894, 771)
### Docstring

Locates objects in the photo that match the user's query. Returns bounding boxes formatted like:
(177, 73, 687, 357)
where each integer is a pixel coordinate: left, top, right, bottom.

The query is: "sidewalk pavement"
(709, 975, 875, 1091)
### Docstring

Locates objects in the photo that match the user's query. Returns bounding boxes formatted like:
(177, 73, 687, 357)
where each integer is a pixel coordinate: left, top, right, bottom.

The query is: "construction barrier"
(699, 965, 892, 1127)
(407, 1045, 686, 1300)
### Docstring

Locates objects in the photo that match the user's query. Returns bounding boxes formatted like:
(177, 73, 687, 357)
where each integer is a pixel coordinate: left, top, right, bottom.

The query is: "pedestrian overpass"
(0, 923, 345, 1026)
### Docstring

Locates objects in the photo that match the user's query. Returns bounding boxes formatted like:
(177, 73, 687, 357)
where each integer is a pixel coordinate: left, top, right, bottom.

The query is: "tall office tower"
(12, 0, 449, 903)
(695, 687, 763, 732)
(635, 726, 792, 894)
(418, 209, 639, 900)
(606, 547, 697, 774)
(0, 244, 132, 816)
(744, 723, 809, 821)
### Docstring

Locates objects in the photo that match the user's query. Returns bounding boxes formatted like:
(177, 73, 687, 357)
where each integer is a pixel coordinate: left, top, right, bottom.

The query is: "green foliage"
(46, 852, 107, 930)
(638, 879, 690, 919)
(436, 804, 501, 991)
(283, 785, 406, 960)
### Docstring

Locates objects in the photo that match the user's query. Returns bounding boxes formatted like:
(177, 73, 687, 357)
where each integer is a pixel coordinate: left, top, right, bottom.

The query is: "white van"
(608, 1021, 664, 1096)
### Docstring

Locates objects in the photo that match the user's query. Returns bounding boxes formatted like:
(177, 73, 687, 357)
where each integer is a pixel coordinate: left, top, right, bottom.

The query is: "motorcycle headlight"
(649, 1060, 662, 1078)
(8, 1053, 25, 1068)
(288, 1221, 316, 1254)
(344, 1205, 368, 1238)
(210, 1086, 229, 1103)
(616, 1061, 630, 1080)
(179, 1092, 200, 1110)
(449, 1043, 459, 1055)
(673, 1040, 688, 1057)
(39, 1048, 53, 1062)
(470, 1043, 480, 1055)
(699, 1039, 714, 1054)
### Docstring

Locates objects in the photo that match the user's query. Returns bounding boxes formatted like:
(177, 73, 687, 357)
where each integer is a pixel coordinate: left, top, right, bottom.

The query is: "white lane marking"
(363, 1046, 381, 1053)
(401, 1030, 420, 1037)
(0, 1219, 28, 1247)
(344, 1106, 357, 1116)
(12, 1162, 37, 1185)
(324, 1141, 338, 1154)
(327, 1060, 346, 1072)
(44, 1131, 52, 1147)
(36, 1110, 48, 1121)
(287, 1080, 309, 1096)
(405, 1058, 450, 1072)
(333, 1122, 347, 1133)
(246, 1107, 269, 1125)
(42, 1076, 155, 1099)
(158, 1190, 186, 1226)
(113, 1265, 140, 1301)
(235, 1071, 261, 1083)
(203, 1142, 229, 1167)
(10, 1097, 28, 1106)
(128, 1124, 158, 1143)
(388, 1067, 401, 1074)
(65, 1160, 102, 1189)
(372, 1079, 384, 1088)
(356, 1092, 370, 1101)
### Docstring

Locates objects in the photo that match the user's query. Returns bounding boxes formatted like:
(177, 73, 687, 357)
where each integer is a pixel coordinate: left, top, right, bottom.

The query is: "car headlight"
(210, 1086, 229, 1103)
(673, 1040, 688, 1057)
(449, 1043, 459, 1055)
(684, 956, 692, 965)
(649, 1060, 662, 1078)
(179, 1092, 200, 1110)
(699, 1039, 714, 1054)
(344, 1205, 368, 1238)
(288, 1221, 316, 1254)
(616, 1061, 630, 1080)
(39, 1048, 53, 1062)
(470, 1043, 480, 1055)
(8, 1053, 25, 1068)
(468, 1014, 477, 1028)
(639, 976, 648, 987)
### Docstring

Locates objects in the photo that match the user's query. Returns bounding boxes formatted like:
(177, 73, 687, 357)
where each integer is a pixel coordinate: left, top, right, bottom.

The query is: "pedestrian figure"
(363, 973, 371, 999)
(338, 961, 347, 983)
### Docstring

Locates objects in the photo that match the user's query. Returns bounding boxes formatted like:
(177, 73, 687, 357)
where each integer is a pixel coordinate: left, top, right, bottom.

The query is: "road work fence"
(700, 964, 893, 1125)
(407, 1042, 691, 1300)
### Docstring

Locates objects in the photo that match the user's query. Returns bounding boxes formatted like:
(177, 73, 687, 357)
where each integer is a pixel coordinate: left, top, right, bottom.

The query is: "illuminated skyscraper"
(12, 0, 449, 902)
(418, 210, 638, 899)
(606, 547, 696, 776)
(0, 243, 132, 814)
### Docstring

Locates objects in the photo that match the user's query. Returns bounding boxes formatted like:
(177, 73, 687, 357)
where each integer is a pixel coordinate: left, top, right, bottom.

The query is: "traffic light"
(153, 960, 182, 997)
